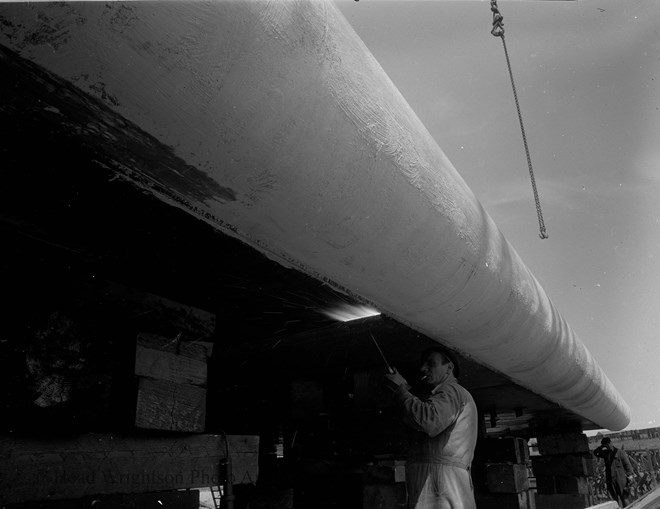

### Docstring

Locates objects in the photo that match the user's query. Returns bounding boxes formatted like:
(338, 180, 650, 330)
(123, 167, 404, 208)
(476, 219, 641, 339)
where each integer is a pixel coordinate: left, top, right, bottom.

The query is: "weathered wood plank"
(0, 433, 259, 504)
(137, 332, 213, 361)
(475, 492, 534, 509)
(555, 475, 590, 495)
(104, 281, 216, 340)
(475, 437, 530, 465)
(362, 484, 406, 509)
(537, 433, 589, 455)
(0, 489, 201, 509)
(535, 494, 591, 509)
(135, 378, 206, 432)
(486, 463, 530, 493)
(532, 455, 594, 476)
(135, 345, 207, 386)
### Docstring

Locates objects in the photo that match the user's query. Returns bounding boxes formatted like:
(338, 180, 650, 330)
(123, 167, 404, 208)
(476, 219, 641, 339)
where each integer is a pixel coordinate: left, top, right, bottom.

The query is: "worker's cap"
(601, 437, 612, 445)
(421, 345, 461, 379)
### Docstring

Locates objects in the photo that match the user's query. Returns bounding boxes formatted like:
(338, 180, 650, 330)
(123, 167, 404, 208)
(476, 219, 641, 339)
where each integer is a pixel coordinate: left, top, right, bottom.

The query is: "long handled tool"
(369, 332, 395, 374)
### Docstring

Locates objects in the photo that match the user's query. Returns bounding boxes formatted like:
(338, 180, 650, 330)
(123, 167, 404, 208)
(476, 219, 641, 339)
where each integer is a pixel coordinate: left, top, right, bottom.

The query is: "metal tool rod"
(369, 332, 395, 374)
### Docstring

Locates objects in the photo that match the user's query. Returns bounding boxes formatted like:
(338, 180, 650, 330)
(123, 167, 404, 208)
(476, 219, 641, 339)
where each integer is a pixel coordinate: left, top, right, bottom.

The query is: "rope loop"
(491, 0, 504, 37)
(491, 24, 505, 38)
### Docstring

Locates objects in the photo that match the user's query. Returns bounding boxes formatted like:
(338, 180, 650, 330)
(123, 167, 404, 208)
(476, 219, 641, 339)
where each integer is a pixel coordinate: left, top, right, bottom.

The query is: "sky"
(336, 0, 660, 432)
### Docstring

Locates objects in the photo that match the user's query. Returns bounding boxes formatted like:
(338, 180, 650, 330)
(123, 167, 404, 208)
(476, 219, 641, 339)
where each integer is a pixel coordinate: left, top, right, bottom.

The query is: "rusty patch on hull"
(0, 44, 236, 205)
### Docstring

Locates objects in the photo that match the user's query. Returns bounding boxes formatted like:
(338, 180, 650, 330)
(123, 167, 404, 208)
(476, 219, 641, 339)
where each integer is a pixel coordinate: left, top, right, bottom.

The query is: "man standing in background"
(594, 436, 635, 508)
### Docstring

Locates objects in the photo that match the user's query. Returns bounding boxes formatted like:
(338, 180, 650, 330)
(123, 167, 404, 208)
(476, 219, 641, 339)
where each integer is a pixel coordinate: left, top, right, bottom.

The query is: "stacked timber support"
(474, 437, 535, 509)
(361, 461, 407, 509)
(134, 332, 213, 432)
(532, 432, 595, 509)
(0, 276, 261, 506)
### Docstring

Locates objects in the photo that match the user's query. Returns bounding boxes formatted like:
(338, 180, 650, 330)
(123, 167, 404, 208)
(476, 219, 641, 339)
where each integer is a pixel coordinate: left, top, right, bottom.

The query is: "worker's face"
(419, 352, 453, 387)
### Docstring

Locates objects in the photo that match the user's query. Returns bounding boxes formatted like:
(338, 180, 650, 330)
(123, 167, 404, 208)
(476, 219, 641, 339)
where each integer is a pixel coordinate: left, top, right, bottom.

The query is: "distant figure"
(594, 437, 635, 507)
(384, 346, 478, 509)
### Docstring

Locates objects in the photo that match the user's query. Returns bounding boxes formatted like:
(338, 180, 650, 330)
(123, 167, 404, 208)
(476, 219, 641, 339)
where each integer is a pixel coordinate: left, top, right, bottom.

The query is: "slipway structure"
(0, 0, 629, 432)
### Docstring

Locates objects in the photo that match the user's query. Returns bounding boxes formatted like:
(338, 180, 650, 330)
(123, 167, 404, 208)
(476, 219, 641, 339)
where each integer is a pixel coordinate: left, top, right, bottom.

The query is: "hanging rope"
(490, 0, 548, 240)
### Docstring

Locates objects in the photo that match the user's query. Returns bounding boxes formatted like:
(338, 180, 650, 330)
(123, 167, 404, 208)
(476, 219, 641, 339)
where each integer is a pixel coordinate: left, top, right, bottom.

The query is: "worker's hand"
(627, 475, 634, 484)
(384, 369, 409, 392)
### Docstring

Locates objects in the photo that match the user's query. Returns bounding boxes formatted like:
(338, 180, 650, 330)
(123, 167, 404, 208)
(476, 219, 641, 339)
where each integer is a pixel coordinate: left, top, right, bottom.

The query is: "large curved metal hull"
(0, 0, 629, 430)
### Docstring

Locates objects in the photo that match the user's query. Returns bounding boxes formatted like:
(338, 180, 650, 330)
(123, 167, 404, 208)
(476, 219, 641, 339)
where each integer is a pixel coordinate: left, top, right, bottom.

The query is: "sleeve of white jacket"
(393, 384, 462, 438)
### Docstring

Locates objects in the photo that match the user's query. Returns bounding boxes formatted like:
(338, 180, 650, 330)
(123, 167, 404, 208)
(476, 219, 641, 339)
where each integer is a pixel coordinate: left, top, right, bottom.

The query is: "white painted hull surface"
(0, 0, 629, 430)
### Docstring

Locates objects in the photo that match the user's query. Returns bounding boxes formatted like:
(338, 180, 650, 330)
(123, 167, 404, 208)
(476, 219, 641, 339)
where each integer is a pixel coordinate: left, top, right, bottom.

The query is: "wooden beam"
(0, 433, 259, 504)
(135, 378, 207, 432)
(135, 344, 208, 387)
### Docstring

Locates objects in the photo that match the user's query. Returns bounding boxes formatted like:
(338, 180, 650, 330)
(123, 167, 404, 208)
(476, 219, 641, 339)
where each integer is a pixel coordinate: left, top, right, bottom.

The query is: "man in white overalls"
(385, 346, 478, 509)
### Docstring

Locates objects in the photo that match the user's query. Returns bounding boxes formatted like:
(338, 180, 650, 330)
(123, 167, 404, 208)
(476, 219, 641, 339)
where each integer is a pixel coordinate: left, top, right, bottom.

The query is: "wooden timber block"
(532, 455, 594, 477)
(137, 332, 213, 360)
(135, 378, 206, 432)
(517, 437, 531, 465)
(363, 483, 407, 509)
(535, 475, 557, 494)
(0, 433, 258, 504)
(536, 433, 589, 456)
(394, 461, 406, 483)
(361, 461, 406, 485)
(476, 437, 530, 464)
(535, 493, 590, 509)
(0, 489, 201, 508)
(537, 473, 592, 496)
(486, 463, 530, 493)
(103, 281, 216, 340)
(91, 489, 201, 508)
(555, 475, 590, 495)
(526, 489, 536, 509)
(135, 333, 209, 387)
(228, 435, 261, 486)
(475, 491, 533, 509)
(363, 465, 396, 484)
